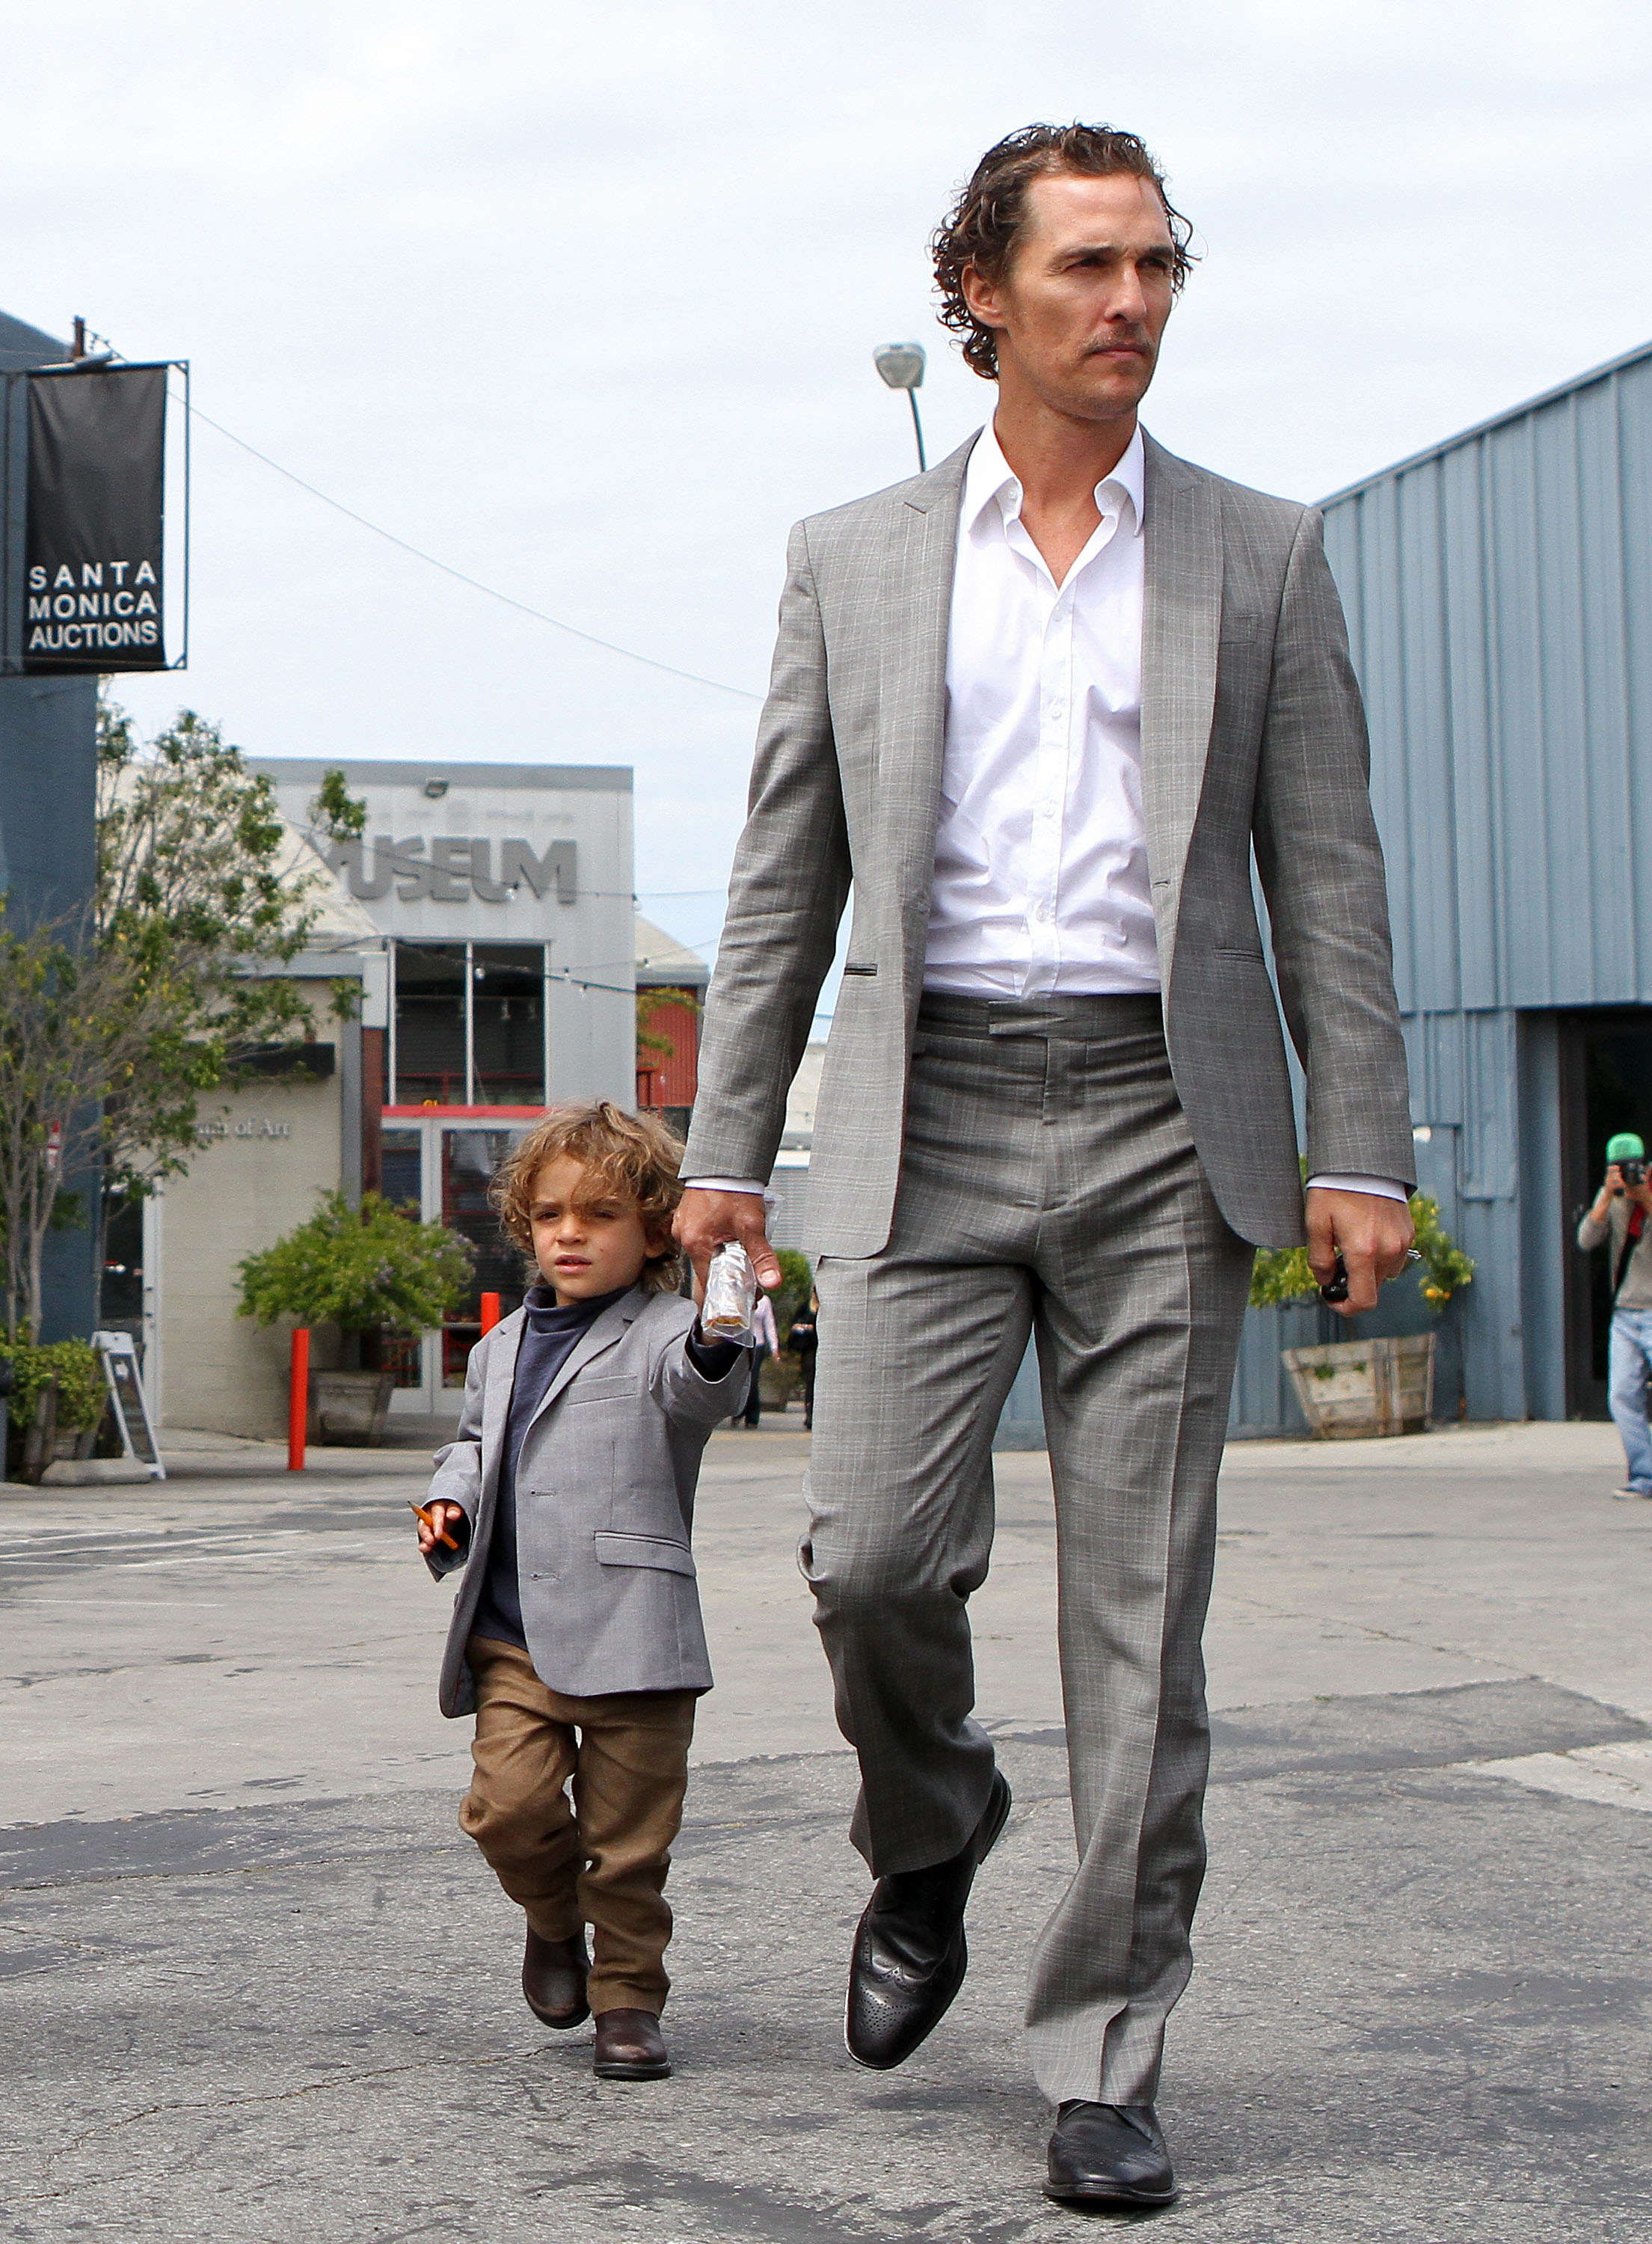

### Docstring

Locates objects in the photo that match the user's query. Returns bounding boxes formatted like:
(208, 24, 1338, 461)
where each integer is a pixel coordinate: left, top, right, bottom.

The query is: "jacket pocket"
(841, 961, 877, 976)
(566, 1375, 642, 1405)
(593, 1530, 696, 1577)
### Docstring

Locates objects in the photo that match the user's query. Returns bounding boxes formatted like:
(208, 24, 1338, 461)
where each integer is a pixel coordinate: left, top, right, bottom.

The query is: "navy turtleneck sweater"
(470, 1282, 743, 1652)
(472, 1283, 629, 1649)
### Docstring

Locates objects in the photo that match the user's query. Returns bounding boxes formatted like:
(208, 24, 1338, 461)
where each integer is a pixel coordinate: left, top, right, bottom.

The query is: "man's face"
(964, 168, 1177, 421)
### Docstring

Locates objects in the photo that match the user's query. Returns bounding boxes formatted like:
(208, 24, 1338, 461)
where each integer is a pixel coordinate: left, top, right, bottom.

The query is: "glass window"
(441, 1127, 533, 1387)
(381, 1127, 422, 1212)
(387, 939, 546, 1109)
(376, 1129, 426, 1386)
(471, 944, 545, 1106)
(392, 942, 467, 1105)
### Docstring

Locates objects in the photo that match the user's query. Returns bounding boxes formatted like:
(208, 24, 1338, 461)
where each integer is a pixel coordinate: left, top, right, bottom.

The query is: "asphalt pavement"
(3, 1412, 1651, 2241)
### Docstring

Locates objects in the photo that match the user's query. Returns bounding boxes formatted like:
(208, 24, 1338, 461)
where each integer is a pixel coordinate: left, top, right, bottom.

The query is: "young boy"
(414, 1102, 751, 2080)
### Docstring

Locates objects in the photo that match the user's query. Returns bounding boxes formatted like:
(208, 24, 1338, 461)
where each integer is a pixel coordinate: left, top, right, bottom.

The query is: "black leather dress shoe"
(1044, 2101, 1177, 2207)
(845, 1771, 1012, 2070)
(522, 1927, 590, 2029)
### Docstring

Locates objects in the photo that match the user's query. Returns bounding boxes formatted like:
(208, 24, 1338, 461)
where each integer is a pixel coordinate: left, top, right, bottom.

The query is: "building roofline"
(0, 306, 68, 372)
(1318, 334, 1652, 509)
(251, 758, 632, 794)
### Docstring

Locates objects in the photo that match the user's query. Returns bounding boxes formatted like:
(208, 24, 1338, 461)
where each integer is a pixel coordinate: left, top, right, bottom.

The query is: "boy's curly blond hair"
(489, 1103, 687, 1294)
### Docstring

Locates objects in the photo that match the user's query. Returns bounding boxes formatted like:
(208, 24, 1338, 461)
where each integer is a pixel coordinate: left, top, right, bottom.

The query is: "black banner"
(23, 364, 167, 672)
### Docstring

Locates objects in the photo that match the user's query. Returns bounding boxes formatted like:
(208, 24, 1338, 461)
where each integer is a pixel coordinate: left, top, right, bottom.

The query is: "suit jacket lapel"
(879, 437, 976, 989)
(1140, 434, 1222, 990)
(514, 1284, 645, 1449)
(481, 1312, 523, 1500)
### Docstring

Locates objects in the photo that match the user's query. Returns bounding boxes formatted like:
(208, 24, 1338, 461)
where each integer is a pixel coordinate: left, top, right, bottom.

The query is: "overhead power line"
(181, 393, 764, 704)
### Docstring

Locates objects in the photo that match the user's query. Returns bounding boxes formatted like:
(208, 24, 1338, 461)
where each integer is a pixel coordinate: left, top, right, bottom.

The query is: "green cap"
(1607, 1132, 1646, 1163)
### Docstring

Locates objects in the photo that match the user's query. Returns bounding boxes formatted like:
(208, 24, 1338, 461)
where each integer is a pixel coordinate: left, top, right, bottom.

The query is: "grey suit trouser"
(800, 993, 1254, 2106)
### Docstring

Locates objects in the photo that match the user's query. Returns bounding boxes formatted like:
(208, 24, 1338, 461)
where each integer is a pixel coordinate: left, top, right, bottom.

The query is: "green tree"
(636, 985, 700, 1070)
(0, 692, 365, 1339)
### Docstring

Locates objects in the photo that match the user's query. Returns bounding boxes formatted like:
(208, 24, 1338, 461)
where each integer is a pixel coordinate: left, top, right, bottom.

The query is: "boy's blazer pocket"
(566, 1375, 642, 1404)
(592, 1530, 696, 1577)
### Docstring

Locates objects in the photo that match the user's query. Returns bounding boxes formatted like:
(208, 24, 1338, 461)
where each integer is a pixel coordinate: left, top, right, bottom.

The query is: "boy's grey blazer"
(680, 431, 1414, 1251)
(424, 1286, 749, 1714)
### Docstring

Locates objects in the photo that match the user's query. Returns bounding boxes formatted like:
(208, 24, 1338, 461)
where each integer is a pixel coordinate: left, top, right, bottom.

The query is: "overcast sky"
(7, 1, 1652, 969)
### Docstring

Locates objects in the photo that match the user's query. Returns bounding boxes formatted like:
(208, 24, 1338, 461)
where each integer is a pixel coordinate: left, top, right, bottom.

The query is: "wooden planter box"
(1281, 1332, 1437, 1439)
(308, 1369, 396, 1447)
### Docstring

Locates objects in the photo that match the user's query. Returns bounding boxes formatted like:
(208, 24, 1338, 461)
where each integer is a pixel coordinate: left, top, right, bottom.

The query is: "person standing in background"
(1577, 1130, 1652, 1500)
(789, 1290, 820, 1429)
(738, 1288, 780, 1426)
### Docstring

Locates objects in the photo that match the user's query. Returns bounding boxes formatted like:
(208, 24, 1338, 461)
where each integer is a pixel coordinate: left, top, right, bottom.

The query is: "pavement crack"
(22, 2044, 550, 2200)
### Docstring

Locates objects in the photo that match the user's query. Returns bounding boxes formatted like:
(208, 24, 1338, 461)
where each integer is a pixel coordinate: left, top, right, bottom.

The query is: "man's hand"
(1304, 1187, 1415, 1319)
(1591, 1165, 1625, 1224)
(1591, 1165, 1652, 1222)
(414, 1500, 467, 1557)
(673, 1188, 783, 1293)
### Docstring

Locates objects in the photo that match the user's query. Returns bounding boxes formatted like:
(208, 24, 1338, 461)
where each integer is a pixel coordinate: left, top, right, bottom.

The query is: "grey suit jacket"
(424, 1286, 749, 1713)
(681, 430, 1414, 1250)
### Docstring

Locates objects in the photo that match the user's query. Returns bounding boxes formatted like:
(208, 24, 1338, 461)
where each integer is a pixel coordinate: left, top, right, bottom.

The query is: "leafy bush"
(236, 1190, 472, 1333)
(773, 1248, 813, 1344)
(1248, 1192, 1475, 1314)
(0, 1337, 105, 1431)
(1410, 1194, 1476, 1308)
(1247, 1242, 1321, 1310)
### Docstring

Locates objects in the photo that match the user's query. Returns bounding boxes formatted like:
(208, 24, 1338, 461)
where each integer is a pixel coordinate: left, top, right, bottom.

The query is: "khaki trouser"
(460, 1635, 697, 2016)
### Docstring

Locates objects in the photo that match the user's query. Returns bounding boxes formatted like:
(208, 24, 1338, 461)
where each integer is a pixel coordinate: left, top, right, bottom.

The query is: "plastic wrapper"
(702, 1240, 759, 1339)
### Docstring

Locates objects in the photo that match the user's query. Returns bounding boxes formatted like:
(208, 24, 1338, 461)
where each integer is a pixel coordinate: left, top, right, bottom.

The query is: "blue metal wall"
(1, 307, 102, 1342)
(1309, 340, 1652, 1424)
(1230, 343, 1652, 1432)
(1321, 340, 1652, 1018)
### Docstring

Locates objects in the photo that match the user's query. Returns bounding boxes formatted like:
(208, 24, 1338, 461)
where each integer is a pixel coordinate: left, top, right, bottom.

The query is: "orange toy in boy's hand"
(410, 1499, 463, 1554)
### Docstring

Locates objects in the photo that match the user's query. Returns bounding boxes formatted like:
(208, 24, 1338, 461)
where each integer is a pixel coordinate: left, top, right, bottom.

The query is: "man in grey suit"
(676, 123, 1415, 2207)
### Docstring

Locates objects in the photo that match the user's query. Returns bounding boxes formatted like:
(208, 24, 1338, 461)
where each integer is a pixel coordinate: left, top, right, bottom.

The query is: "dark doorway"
(1559, 1008, 1652, 1417)
(99, 1195, 144, 1348)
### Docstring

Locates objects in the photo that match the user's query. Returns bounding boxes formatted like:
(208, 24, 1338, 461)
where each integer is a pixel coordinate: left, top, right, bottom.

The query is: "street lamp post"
(874, 341, 927, 471)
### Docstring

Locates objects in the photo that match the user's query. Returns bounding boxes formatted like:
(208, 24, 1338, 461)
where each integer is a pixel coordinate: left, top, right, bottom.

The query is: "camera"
(1621, 1159, 1647, 1189)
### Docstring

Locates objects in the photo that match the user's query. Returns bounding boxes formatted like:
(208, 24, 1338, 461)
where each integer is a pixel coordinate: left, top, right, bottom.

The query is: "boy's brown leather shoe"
(593, 2008, 671, 2079)
(522, 1928, 590, 2028)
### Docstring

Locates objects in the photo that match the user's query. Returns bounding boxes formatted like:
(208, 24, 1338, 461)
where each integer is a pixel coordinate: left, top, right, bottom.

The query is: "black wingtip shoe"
(845, 1770, 1013, 2071)
(1043, 2101, 1178, 2207)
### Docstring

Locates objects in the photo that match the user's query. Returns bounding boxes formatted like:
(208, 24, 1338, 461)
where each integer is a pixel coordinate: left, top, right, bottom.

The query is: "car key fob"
(1319, 1254, 1350, 1305)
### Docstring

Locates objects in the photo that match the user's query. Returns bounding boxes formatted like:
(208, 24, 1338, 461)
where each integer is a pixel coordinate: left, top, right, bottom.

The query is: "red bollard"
(479, 1292, 501, 1336)
(288, 1326, 309, 1471)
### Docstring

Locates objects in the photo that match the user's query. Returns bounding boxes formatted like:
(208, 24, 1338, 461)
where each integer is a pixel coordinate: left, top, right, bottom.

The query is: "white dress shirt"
(690, 419, 1405, 1207)
(925, 418, 1158, 996)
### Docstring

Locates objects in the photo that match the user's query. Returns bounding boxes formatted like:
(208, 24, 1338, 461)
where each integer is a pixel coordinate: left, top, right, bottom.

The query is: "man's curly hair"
(489, 1102, 687, 1294)
(933, 123, 1197, 381)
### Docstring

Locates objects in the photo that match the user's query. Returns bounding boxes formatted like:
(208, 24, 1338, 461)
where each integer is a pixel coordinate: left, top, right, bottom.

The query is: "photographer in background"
(1578, 1130, 1652, 1499)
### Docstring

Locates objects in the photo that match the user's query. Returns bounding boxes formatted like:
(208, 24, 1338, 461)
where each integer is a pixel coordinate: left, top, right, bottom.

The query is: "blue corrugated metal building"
(1226, 336, 1652, 1435)
(1, 306, 101, 1340)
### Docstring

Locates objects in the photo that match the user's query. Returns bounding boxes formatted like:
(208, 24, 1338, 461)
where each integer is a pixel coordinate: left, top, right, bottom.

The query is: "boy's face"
(527, 1155, 663, 1305)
